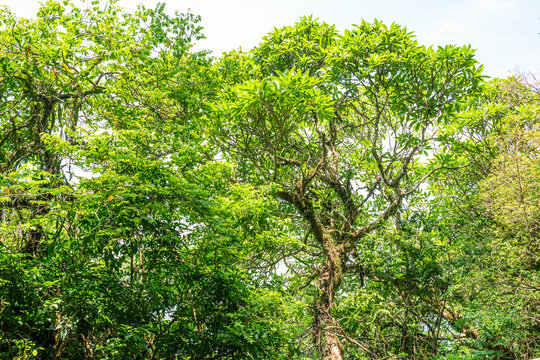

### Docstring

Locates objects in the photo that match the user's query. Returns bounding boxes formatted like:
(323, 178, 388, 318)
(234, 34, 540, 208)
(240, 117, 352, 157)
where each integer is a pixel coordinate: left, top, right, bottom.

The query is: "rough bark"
(278, 186, 348, 359)
(314, 259, 344, 360)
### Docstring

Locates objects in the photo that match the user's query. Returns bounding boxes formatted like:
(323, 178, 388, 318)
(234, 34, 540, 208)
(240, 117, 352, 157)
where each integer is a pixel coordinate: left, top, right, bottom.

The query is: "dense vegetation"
(0, 1, 538, 359)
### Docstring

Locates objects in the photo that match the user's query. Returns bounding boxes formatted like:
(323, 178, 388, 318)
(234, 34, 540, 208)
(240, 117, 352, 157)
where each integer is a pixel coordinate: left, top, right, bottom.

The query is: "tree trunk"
(314, 256, 344, 360)
(276, 189, 347, 359)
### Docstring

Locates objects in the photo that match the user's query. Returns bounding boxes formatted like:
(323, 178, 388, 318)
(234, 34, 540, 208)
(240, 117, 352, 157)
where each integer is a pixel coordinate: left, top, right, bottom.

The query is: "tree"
(0, 1, 299, 358)
(213, 17, 484, 359)
(465, 77, 538, 360)
(413, 75, 540, 360)
(479, 77, 540, 235)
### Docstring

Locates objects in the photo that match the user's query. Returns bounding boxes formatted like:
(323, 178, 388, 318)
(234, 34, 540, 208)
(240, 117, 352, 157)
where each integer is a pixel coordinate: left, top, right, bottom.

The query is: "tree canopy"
(0, 2, 538, 360)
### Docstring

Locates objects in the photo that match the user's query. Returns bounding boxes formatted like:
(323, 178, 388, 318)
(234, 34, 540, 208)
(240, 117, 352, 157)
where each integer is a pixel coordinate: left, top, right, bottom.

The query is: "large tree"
(213, 17, 484, 359)
(0, 2, 299, 358)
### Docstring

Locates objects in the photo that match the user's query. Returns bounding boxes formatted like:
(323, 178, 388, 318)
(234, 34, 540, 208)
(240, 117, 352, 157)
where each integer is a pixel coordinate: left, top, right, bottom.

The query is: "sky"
(2, 0, 539, 78)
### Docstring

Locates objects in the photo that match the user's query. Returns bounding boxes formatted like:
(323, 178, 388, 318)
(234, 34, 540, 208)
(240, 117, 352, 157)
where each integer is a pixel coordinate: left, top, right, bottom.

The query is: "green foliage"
(1, 3, 537, 360)
(427, 76, 540, 360)
(0, 1, 300, 359)
(213, 15, 485, 360)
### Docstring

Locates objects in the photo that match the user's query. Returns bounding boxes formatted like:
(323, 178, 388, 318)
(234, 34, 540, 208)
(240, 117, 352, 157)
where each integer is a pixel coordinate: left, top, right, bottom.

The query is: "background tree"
(427, 76, 540, 360)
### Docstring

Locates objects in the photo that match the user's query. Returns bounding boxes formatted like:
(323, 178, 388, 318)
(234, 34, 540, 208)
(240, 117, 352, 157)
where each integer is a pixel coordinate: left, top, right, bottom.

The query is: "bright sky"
(2, 0, 539, 78)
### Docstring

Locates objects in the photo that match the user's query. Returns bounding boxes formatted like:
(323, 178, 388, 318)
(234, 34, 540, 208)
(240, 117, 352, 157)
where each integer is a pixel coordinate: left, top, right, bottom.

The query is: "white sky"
(2, 0, 539, 78)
